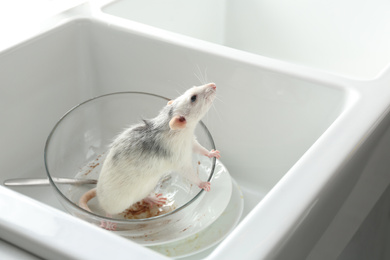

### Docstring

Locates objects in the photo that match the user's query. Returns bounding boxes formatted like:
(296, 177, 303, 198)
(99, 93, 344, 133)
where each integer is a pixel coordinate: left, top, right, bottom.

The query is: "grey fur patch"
(111, 119, 171, 163)
(168, 106, 173, 118)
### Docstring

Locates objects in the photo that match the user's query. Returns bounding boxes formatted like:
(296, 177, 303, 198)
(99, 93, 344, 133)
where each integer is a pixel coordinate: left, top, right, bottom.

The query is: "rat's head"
(168, 83, 216, 130)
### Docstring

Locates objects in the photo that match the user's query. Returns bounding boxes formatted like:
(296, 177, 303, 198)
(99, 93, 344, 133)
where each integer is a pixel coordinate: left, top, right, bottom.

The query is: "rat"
(79, 83, 220, 227)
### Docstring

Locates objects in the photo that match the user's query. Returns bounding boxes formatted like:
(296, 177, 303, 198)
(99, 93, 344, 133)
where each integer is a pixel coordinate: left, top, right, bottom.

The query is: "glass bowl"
(44, 92, 216, 238)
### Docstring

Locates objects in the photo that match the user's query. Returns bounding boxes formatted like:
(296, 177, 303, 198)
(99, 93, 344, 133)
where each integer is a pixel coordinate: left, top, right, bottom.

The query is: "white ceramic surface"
(102, 0, 390, 80)
(1, 1, 390, 260)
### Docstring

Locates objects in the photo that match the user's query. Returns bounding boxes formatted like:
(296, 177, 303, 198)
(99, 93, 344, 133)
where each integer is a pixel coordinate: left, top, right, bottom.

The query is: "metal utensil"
(3, 178, 97, 186)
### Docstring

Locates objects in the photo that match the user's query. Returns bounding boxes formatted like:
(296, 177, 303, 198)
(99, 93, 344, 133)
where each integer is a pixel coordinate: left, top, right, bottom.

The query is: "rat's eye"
(191, 95, 197, 103)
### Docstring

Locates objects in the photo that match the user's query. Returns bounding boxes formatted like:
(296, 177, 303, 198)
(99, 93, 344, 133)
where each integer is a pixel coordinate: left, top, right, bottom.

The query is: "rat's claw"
(198, 181, 211, 192)
(144, 193, 167, 207)
(207, 149, 221, 159)
(100, 221, 117, 231)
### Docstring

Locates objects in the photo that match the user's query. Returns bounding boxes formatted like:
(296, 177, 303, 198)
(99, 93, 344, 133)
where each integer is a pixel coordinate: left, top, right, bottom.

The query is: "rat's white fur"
(97, 128, 195, 214)
(87, 83, 219, 215)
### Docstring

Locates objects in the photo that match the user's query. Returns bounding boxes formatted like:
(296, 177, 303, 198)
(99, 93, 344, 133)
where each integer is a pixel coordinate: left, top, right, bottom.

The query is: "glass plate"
(124, 159, 233, 246)
(149, 177, 244, 257)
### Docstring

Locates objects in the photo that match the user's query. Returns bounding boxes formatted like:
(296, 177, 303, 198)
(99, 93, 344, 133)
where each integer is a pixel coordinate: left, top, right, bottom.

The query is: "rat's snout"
(202, 83, 216, 94)
(202, 83, 217, 104)
(206, 83, 216, 90)
(197, 82, 216, 91)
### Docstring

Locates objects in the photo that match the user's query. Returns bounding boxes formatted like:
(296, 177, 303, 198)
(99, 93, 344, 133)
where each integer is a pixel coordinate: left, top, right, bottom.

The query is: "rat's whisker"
(204, 67, 209, 84)
(214, 95, 224, 103)
(212, 102, 223, 123)
(195, 64, 209, 85)
(173, 81, 187, 94)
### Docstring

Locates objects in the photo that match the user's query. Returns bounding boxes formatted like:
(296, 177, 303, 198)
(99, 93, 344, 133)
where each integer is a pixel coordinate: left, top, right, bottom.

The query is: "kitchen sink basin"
(1, 1, 390, 259)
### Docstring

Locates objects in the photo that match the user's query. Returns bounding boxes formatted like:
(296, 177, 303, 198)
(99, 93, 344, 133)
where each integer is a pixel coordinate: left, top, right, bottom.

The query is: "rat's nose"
(207, 83, 216, 90)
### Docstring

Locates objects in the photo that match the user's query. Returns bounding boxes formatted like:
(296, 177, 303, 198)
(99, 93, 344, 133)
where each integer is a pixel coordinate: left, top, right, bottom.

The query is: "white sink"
(1, 1, 390, 259)
(103, 0, 390, 79)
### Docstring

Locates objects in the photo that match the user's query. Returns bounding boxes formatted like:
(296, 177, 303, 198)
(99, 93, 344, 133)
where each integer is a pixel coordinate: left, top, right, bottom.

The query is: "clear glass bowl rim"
(44, 91, 217, 223)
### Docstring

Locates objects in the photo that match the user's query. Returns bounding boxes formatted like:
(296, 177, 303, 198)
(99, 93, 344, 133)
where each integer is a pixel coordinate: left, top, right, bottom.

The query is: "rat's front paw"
(207, 149, 221, 159)
(198, 181, 211, 192)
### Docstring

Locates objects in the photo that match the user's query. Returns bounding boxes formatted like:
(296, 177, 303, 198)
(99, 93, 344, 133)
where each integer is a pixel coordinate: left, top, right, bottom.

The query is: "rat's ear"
(169, 116, 186, 130)
(167, 100, 174, 105)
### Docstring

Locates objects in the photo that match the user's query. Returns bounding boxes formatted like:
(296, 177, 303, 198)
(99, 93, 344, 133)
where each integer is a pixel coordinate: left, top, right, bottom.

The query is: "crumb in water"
(180, 225, 192, 233)
(120, 197, 176, 220)
(83, 153, 104, 176)
(83, 162, 100, 176)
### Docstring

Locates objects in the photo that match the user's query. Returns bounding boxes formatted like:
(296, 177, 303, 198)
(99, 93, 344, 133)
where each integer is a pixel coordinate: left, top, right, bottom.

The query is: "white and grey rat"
(79, 83, 220, 220)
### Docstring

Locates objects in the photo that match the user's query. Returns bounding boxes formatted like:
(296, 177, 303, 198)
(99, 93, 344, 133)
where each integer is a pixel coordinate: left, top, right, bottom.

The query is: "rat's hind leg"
(198, 181, 211, 191)
(181, 164, 212, 192)
(100, 214, 117, 231)
(144, 193, 167, 207)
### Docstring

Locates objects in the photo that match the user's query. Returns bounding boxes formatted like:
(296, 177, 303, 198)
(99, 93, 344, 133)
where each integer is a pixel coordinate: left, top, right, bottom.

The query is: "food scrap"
(120, 198, 176, 219)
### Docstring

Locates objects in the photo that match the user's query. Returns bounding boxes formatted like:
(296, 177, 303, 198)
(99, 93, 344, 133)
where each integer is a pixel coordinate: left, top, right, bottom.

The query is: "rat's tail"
(78, 188, 97, 212)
